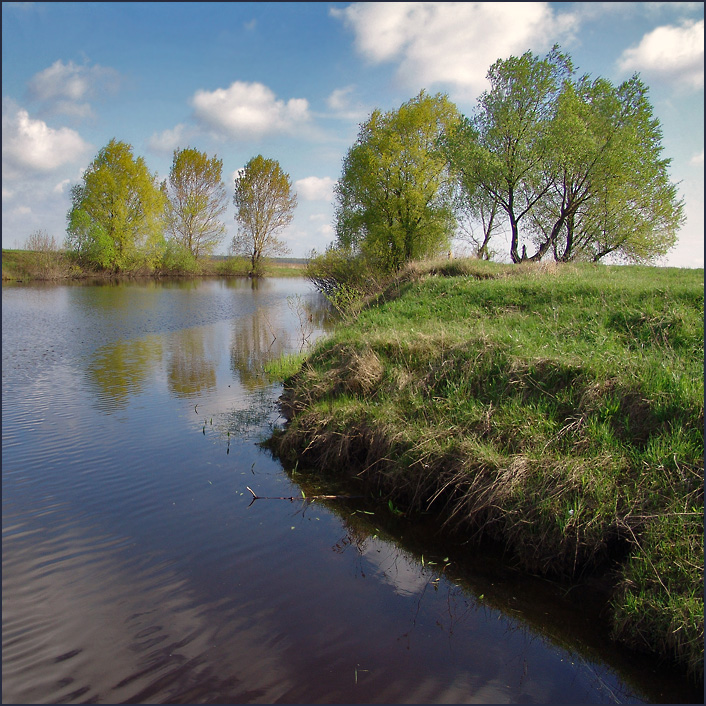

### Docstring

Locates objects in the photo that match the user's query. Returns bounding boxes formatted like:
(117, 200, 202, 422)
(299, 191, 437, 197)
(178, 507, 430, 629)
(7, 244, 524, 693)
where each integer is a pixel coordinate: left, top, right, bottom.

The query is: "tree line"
(61, 45, 683, 280)
(65, 143, 296, 276)
(311, 45, 684, 293)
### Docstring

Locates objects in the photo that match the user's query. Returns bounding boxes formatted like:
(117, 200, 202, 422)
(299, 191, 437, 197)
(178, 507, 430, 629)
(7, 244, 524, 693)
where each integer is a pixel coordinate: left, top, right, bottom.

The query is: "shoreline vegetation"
(1, 248, 307, 282)
(265, 258, 704, 681)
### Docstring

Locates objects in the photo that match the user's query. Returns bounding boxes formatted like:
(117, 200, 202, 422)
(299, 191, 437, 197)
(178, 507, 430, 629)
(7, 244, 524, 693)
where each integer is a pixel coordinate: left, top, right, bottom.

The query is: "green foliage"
(445, 46, 684, 265)
(335, 90, 461, 273)
(445, 47, 573, 263)
(162, 147, 227, 259)
(21, 230, 67, 280)
(66, 139, 166, 271)
(212, 256, 250, 276)
(232, 155, 296, 277)
(263, 352, 307, 382)
(306, 245, 384, 316)
(159, 239, 201, 274)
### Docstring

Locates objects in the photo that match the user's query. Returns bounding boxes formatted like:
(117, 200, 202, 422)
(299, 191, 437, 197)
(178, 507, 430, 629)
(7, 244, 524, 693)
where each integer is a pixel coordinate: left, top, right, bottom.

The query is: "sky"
(2, 1, 703, 267)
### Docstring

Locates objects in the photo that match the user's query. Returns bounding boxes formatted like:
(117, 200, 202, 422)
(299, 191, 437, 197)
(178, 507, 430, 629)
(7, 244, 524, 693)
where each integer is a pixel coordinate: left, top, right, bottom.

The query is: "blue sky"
(2, 2, 703, 267)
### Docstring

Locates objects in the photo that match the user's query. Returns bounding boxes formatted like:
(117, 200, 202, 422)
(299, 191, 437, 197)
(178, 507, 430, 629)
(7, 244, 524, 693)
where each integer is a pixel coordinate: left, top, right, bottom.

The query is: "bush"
(23, 230, 67, 280)
(160, 240, 201, 274)
(306, 246, 385, 316)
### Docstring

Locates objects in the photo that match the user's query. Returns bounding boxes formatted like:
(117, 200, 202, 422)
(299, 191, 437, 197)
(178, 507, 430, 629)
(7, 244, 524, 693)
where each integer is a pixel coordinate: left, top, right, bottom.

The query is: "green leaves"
(163, 147, 227, 260)
(445, 47, 684, 265)
(66, 139, 165, 271)
(335, 91, 461, 273)
(232, 155, 296, 276)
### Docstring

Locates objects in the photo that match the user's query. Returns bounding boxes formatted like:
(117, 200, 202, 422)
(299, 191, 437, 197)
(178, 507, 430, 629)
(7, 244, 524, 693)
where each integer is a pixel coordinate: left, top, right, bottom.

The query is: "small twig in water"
(246, 486, 363, 507)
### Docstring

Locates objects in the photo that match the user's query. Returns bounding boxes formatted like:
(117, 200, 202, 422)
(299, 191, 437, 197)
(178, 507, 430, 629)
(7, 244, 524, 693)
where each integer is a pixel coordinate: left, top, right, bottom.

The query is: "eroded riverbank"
(268, 260, 705, 683)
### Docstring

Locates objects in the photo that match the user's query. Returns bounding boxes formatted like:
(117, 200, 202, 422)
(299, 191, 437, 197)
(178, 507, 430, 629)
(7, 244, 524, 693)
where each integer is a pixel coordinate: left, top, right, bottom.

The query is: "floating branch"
(246, 486, 363, 507)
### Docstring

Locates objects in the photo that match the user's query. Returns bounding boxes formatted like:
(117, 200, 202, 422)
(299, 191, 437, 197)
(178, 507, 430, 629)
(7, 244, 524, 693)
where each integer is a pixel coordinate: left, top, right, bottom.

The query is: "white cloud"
(27, 59, 121, 116)
(2, 103, 91, 179)
(295, 176, 336, 201)
(331, 2, 579, 100)
(327, 86, 355, 111)
(230, 168, 245, 185)
(324, 85, 369, 121)
(191, 81, 311, 139)
(690, 149, 704, 165)
(53, 178, 71, 194)
(2, 187, 15, 200)
(146, 123, 194, 155)
(617, 19, 704, 90)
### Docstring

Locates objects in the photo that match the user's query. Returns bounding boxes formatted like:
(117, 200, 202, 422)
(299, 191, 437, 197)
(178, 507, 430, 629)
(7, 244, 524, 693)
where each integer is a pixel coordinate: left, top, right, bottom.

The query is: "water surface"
(2, 278, 698, 704)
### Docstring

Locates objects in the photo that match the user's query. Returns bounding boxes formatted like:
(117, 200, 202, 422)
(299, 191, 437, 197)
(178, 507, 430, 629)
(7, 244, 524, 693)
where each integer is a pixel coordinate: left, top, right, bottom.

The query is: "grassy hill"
(268, 259, 704, 679)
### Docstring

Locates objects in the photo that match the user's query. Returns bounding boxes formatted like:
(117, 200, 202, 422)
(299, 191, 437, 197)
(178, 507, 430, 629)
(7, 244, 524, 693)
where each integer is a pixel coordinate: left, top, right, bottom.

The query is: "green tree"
(335, 90, 462, 272)
(162, 147, 227, 259)
(66, 139, 165, 270)
(446, 47, 573, 263)
(231, 155, 296, 277)
(446, 47, 684, 264)
(529, 74, 684, 263)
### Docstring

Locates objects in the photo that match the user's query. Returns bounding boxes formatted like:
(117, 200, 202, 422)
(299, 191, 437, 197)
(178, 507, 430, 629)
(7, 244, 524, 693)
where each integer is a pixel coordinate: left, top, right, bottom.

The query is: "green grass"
(270, 259, 704, 679)
(2, 248, 75, 281)
(264, 352, 308, 382)
(2, 249, 307, 281)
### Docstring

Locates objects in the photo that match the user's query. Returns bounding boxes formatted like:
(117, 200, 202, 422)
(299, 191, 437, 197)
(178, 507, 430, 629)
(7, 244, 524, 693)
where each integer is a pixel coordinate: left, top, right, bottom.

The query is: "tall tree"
(162, 147, 227, 259)
(445, 47, 573, 263)
(529, 74, 684, 263)
(231, 155, 296, 276)
(335, 90, 461, 272)
(447, 47, 684, 264)
(66, 139, 165, 270)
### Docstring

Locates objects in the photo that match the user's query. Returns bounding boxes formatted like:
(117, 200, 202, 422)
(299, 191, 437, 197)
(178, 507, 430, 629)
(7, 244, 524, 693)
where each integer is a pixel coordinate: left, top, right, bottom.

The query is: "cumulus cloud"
(191, 81, 311, 139)
(690, 149, 704, 165)
(27, 59, 121, 117)
(295, 176, 336, 201)
(331, 2, 579, 100)
(617, 19, 704, 90)
(324, 85, 369, 121)
(2, 102, 91, 179)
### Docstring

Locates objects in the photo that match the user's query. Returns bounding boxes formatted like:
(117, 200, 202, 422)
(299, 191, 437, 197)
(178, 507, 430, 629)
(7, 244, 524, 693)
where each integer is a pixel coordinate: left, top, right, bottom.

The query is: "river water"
(1, 277, 699, 704)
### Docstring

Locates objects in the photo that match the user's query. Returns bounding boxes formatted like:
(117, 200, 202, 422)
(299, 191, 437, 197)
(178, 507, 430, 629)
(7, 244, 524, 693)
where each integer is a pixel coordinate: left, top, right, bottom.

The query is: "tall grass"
(270, 260, 704, 678)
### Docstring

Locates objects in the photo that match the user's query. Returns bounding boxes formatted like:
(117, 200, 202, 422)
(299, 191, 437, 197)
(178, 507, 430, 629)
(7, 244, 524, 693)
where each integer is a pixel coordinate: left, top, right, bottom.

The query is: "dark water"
(2, 278, 699, 704)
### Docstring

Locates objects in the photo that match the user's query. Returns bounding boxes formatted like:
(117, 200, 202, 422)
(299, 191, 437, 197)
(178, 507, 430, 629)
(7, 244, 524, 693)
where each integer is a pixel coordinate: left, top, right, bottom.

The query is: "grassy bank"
(268, 259, 704, 679)
(1, 249, 306, 282)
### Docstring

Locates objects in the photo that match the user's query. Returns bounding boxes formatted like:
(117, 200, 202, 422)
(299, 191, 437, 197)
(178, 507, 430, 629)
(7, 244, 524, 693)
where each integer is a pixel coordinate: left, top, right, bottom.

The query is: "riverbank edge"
(265, 259, 704, 682)
(1, 249, 306, 282)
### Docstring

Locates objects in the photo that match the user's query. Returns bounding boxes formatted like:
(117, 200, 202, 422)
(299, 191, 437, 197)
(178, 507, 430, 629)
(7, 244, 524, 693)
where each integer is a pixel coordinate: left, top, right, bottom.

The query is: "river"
(1, 277, 699, 704)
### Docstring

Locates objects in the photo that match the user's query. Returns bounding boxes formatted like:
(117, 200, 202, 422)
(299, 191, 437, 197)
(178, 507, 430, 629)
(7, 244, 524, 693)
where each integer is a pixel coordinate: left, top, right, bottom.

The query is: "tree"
(445, 47, 572, 263)
(231, 155, 296, 276)
(335, 90, 461, 272)
(446, 47, 684, 264)
(162, 147, 227, 259)
(66, 139, 165, 270)
(528, 74, 684, 263)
